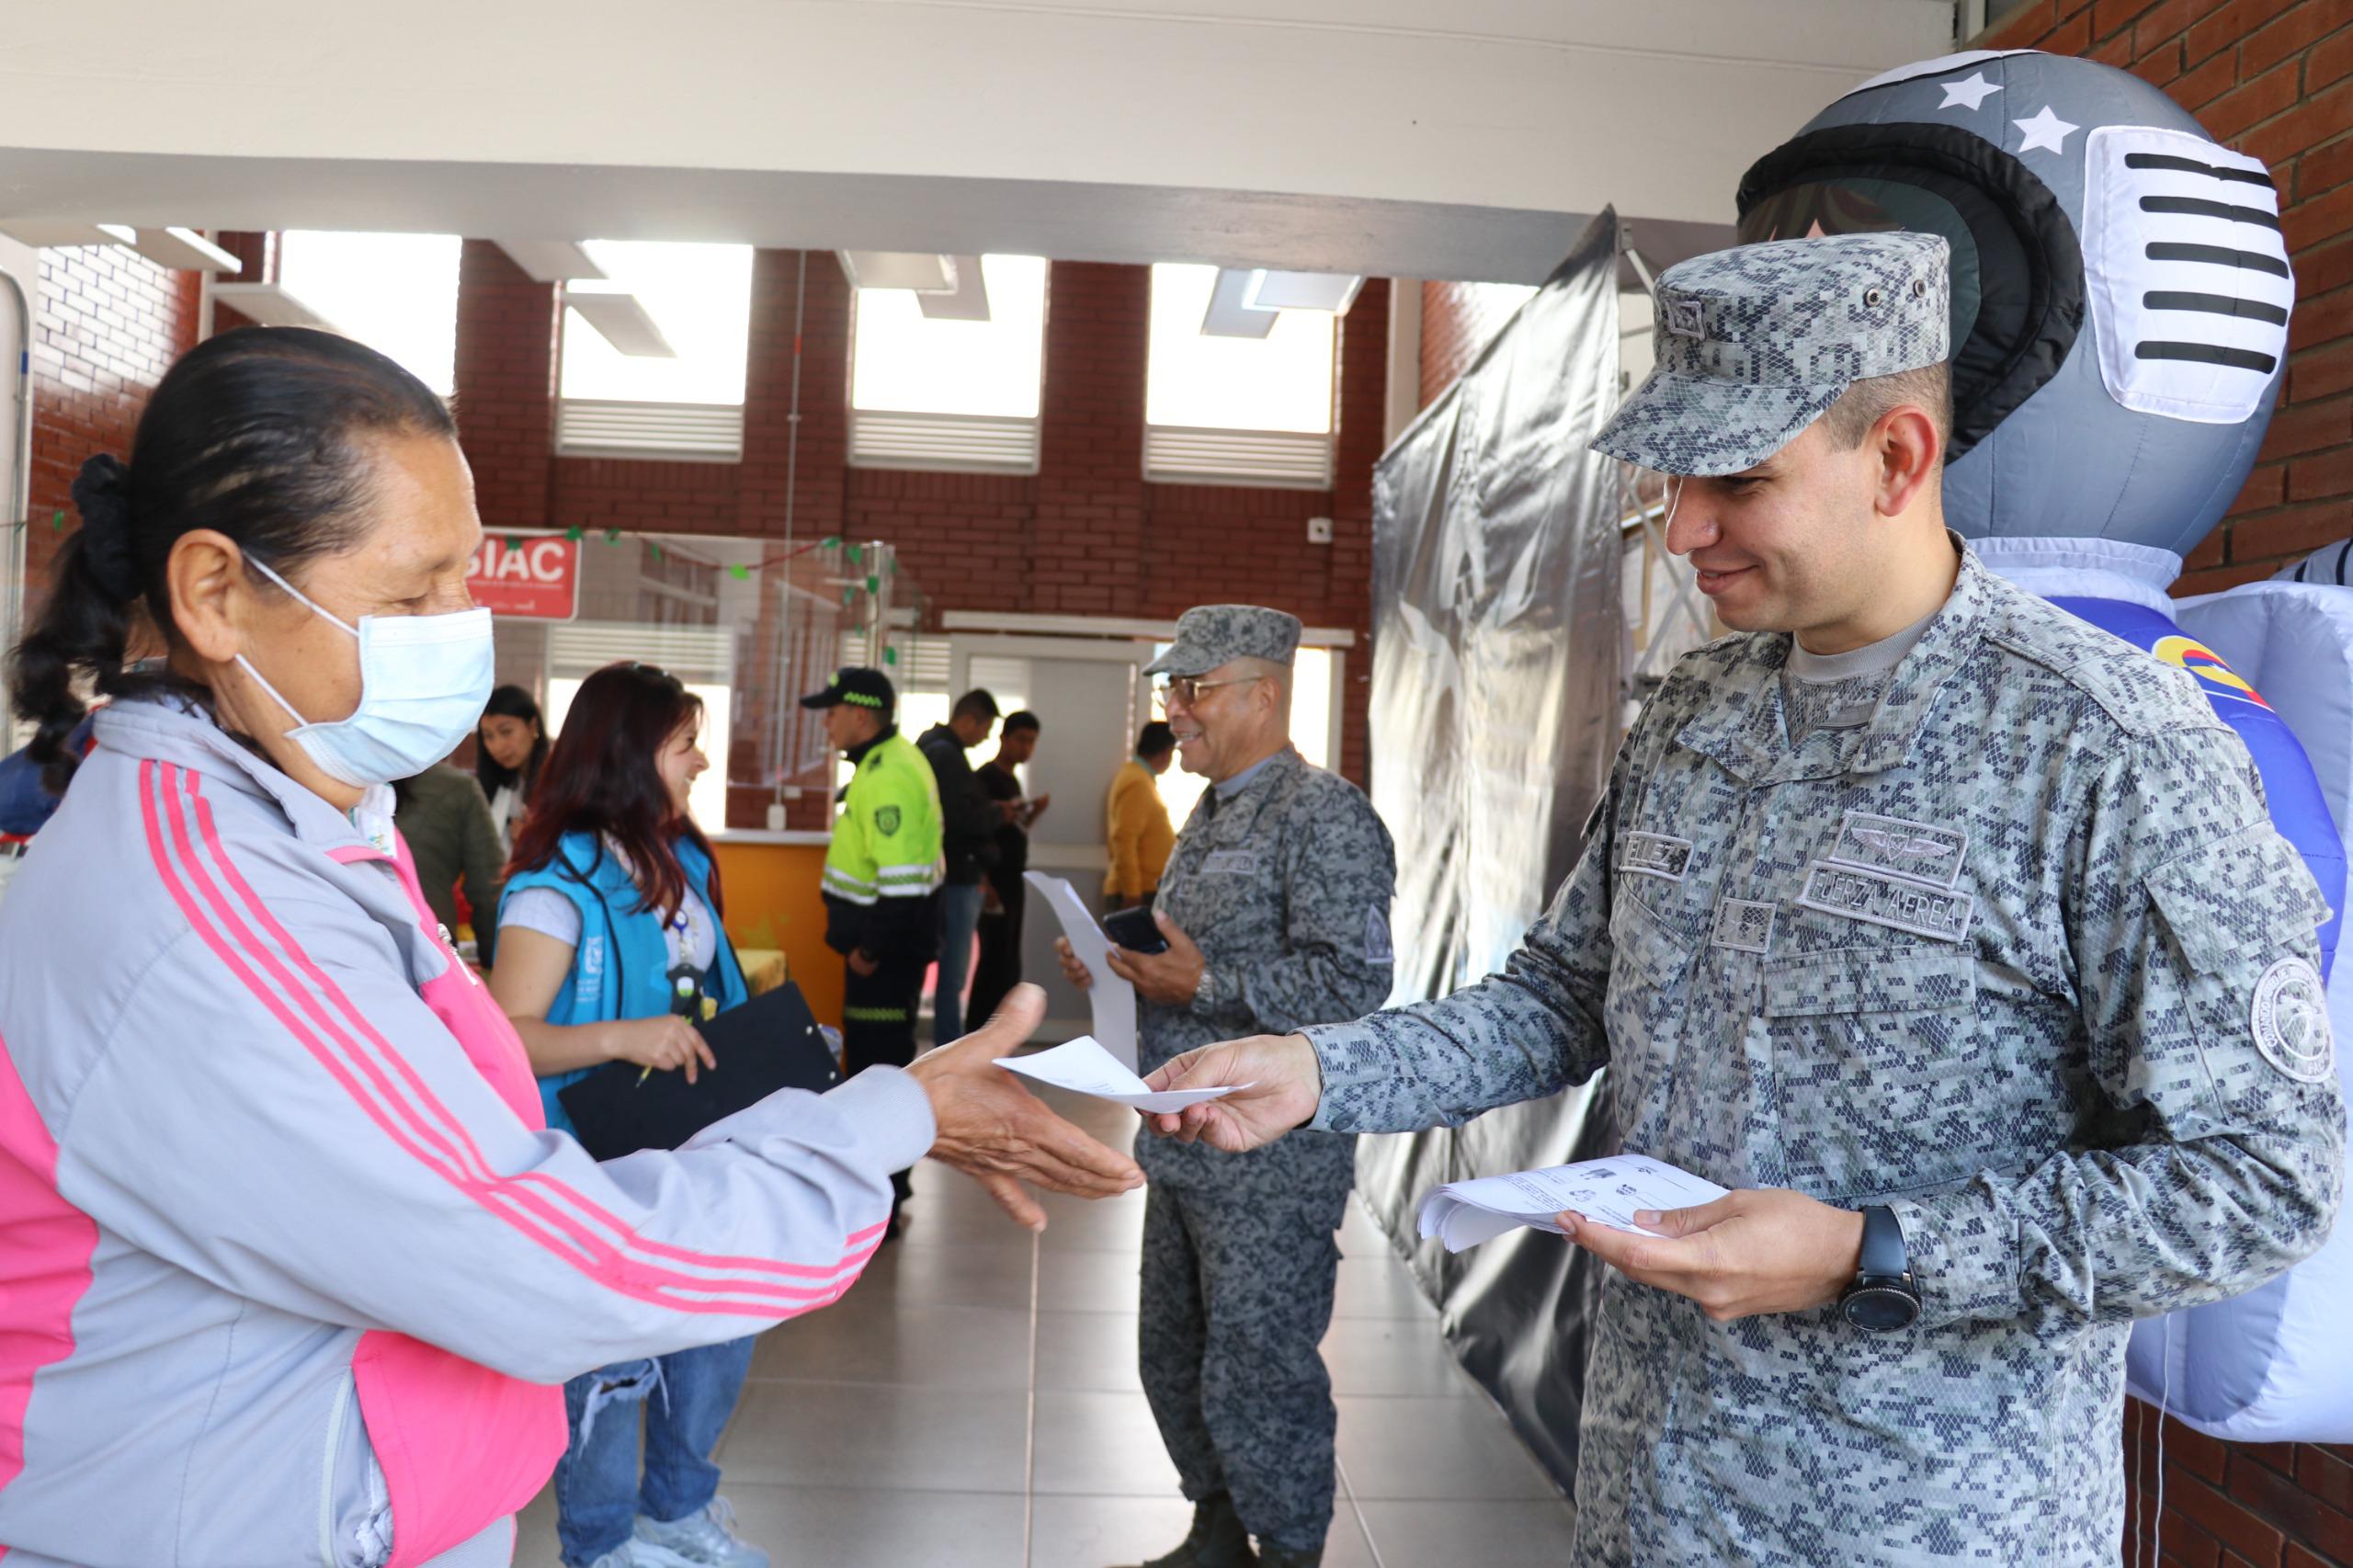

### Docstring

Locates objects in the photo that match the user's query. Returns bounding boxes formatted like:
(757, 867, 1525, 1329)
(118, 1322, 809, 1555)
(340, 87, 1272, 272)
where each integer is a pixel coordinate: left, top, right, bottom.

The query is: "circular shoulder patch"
(2251, 958, 2335, 1084)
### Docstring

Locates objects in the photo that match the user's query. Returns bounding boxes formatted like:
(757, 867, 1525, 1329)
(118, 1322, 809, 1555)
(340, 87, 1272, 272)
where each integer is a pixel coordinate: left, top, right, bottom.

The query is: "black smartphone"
(1102, 903, 1169, 954)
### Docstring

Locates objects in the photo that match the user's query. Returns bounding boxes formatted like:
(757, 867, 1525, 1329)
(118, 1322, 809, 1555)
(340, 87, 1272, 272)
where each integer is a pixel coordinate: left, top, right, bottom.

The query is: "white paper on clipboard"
(1024, 870, 1140, 1070)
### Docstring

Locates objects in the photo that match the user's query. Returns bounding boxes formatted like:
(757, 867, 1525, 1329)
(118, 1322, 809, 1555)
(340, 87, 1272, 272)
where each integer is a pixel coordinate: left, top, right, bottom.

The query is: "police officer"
(802, 665, 945, 1233)
(1141, 235, 2345, 1566)
(1056, 607, 1395, 1568)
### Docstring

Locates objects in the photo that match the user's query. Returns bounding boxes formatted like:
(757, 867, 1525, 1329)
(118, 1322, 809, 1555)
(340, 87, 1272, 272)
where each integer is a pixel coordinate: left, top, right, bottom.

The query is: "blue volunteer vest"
(500, 830, 749, 1132)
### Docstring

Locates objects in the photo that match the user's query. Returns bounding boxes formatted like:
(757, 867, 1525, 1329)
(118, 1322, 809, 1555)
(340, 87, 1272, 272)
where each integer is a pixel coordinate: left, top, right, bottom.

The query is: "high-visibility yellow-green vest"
(823, 732, 945, 905)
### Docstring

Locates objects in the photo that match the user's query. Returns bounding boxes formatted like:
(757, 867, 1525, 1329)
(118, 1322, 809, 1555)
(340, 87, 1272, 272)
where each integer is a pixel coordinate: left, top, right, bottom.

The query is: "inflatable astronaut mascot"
(1736, 49, 2352, 1440)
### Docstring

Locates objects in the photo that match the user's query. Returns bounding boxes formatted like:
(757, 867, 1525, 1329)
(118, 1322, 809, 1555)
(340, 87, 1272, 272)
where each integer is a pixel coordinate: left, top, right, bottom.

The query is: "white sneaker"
(634, 1497, 770, 1568)
(585, 1539, 697, 1568)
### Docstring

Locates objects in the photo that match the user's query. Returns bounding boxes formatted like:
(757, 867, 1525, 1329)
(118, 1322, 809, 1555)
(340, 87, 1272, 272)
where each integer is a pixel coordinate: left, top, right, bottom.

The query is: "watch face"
(1843, 1283, 1920, 1334)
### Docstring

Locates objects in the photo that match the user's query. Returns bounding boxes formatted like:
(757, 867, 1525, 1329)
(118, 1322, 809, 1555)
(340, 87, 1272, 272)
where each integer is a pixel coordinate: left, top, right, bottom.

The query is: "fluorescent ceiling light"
(0, 222, 243, 273)
(0, 221, 134, 249)
(1245, 270, 1364, 314)
(564, 291, 677, 357)
(915, 254, 991, 322)
(497, 240, 608, 282)
(211, 281, 342, 330)
(841, 251, 955, 292)
(839, 251, 956, 293)
(1199, 267, 1279, 339)
(131, 228, 242, 274)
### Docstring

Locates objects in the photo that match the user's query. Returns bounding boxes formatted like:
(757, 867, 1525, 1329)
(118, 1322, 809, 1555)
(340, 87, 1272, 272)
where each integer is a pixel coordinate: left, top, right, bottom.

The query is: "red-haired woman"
(489, 662, 759, 1568)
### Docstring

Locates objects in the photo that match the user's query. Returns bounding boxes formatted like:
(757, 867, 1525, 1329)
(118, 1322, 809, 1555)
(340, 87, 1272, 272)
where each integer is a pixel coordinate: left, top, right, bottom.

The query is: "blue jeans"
(553, 1335, 757, 1566)
(934, 880, 985, 1046)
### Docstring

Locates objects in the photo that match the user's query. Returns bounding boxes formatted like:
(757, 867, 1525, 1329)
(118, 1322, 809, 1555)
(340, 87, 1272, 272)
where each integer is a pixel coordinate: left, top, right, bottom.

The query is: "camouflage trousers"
(1137, 1179, 1345, 1552)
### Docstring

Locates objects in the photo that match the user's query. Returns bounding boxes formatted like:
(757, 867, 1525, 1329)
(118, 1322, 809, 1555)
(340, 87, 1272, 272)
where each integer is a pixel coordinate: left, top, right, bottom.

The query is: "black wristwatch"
(1838, 1205, 1920, 1334)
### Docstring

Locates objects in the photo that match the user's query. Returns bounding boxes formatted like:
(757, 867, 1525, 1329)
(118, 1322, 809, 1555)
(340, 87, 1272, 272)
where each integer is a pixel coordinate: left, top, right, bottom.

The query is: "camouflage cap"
(1593, 232, 1951, 477)
(1144, 605, 1302, 678)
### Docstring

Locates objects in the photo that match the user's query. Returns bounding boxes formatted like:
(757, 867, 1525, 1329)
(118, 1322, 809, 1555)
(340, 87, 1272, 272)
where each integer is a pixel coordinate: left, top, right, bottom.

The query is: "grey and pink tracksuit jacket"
(0, 699, 935, 1567)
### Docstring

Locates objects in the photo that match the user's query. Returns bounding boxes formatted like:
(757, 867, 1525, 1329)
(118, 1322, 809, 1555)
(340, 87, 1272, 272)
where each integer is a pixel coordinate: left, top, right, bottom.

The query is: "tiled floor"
(515, 1088, 1576, 1567)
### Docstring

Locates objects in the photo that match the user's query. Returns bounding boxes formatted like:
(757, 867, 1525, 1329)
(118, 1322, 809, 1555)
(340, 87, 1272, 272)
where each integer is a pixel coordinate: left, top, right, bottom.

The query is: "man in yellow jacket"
(1106, 720, 1178, 910)
(802, 665, 945, 1232)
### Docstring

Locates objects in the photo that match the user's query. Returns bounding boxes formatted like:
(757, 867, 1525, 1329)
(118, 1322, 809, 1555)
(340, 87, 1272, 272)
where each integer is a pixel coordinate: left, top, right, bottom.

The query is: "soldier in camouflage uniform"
(1142, 234, 2346, 1566)
(1055, 606, 1396, 1568)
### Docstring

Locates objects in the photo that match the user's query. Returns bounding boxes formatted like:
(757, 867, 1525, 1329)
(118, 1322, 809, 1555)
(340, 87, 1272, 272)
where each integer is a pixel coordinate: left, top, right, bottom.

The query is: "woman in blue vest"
(489, 661, 763, 1568)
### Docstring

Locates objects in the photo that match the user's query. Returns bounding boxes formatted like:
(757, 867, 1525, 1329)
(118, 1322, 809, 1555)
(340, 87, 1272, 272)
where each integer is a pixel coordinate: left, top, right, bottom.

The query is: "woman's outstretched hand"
(906, 984, 1146, 1230)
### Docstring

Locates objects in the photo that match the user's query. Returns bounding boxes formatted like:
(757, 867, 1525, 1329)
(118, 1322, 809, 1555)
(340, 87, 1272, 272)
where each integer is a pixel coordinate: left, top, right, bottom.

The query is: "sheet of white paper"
(1415, 1155, 1731, 1253)
(1024, 870, 1139, 1070)
(995, 1035, 1251, 1114)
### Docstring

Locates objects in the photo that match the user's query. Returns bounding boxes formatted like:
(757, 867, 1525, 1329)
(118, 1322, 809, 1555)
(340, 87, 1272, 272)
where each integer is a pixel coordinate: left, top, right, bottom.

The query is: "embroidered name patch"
(1620, 832, 1695, 882)
(1828, 811, 1967, 888)
(2251, 958, 2334, 1083)
(1797, 862, 1973, 944)
(1711, 899, 1776, 954)
(1203, 850, 1261, 875)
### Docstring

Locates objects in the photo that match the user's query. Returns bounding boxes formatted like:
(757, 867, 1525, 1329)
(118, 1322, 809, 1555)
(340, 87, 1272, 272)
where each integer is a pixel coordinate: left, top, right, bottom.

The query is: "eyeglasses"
(1154, 675, 1263, 710)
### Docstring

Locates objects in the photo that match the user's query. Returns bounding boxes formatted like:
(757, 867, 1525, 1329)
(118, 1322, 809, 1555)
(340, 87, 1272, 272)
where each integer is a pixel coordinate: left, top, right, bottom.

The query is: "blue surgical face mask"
(236, 557, 495, 789)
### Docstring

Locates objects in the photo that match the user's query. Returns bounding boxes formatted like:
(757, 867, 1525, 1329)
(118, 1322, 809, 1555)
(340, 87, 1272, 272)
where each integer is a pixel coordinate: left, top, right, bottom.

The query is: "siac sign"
(468, 535, 580, 620)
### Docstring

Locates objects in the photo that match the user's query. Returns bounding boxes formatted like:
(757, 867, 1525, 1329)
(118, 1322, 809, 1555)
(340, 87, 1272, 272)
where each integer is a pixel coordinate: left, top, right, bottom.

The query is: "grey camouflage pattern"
(1143, 604, 1305, 679)
(1137, 746, 1396, 1550)
(1139, 1181, 1343, 1553)
(1594, 233, 1953, 478)
(1301, 545, 2343, 1567)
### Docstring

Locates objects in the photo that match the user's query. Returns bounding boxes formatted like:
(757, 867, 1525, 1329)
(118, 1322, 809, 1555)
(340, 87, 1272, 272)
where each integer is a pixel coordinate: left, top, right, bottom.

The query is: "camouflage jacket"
(1303, 548, 2344, 1566)
(1142, 747, 1396, 1209)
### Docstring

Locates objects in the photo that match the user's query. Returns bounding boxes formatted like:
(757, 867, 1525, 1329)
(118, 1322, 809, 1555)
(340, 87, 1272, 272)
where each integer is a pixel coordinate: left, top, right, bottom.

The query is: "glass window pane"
(851, 256, 1048, 419)
(1146, 264, 1336, 435)
(276, 231, 462, 395)
(561, 241, 753, 406)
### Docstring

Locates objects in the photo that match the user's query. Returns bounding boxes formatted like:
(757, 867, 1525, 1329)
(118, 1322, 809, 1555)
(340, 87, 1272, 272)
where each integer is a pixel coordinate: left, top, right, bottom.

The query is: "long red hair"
(507, 662, 722, 920)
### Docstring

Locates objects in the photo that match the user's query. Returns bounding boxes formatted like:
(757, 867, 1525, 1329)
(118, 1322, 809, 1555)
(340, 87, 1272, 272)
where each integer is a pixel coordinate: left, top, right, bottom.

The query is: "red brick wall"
(1418, 279, 1537, 410)
(517, 252, 1383, 787)
(22, 244, 201, 608)
(1971, 13, 2353, 1561)
(452, 240, 563, 535)
(1981, 0, 2353, 595)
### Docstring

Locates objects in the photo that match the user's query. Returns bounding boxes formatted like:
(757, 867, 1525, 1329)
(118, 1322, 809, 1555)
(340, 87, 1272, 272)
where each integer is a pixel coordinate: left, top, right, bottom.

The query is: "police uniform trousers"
(1137, 1168, 1347, 1552)
(842, 940, 930, 1203)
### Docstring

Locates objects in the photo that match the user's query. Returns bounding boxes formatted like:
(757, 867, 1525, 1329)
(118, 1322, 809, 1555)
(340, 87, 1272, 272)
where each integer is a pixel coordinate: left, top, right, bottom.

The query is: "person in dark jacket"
(392, 761, 508, 965)
(969, 710, 1047, 1026)
(916, 688, 1006, 1046)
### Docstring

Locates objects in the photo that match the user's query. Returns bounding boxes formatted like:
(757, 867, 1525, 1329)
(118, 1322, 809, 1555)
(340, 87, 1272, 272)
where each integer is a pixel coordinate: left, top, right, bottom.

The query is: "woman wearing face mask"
(488, 663, 763, 1568)
(0, 328, 1142, 1568)
(475, 684, 546, 856)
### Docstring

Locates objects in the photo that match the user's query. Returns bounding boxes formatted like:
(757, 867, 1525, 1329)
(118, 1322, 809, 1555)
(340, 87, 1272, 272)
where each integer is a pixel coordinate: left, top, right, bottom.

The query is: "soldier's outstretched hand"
(1139, 1032, 1324, 1153)
(907, 983, 1145, 1230)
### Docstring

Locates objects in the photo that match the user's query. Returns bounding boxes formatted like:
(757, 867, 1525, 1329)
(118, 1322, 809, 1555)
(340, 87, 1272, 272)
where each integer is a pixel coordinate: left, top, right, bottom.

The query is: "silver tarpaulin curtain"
(1356, 208, 1625, 1493)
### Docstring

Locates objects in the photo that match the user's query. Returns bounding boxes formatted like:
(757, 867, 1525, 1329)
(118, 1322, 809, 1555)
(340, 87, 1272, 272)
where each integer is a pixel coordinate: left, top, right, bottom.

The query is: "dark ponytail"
(7, 326, 457, 792)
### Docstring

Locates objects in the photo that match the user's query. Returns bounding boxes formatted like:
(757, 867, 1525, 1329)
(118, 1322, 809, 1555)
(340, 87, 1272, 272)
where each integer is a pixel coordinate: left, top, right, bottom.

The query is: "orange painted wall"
(710, 840, 845, 1029)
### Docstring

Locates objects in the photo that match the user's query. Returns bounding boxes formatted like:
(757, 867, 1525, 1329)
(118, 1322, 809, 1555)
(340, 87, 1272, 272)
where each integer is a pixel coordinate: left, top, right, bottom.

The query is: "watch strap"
(1858, 1204, 1907, 1280)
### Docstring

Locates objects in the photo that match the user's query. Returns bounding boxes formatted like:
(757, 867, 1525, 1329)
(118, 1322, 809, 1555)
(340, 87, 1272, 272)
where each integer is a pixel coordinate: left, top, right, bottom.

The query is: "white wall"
(0, 2, 1955, 282)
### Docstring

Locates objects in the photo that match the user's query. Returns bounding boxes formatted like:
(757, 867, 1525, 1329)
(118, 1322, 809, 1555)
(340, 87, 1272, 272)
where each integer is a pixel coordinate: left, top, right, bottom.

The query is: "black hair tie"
(69, 453, 141, 604)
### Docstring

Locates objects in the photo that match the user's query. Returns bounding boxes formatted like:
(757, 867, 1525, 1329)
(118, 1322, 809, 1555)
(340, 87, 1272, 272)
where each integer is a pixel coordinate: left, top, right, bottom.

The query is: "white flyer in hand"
(995, 1036, 1252, 1114)
(1415, 1155, 1730, 1254)
(1025, 871, 1140, 1070)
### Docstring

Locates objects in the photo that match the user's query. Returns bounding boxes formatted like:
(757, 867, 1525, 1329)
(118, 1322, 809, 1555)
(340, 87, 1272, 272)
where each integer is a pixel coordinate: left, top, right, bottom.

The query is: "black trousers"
(843, 952, 926, 1203)
(966, 875, 1027, 1027)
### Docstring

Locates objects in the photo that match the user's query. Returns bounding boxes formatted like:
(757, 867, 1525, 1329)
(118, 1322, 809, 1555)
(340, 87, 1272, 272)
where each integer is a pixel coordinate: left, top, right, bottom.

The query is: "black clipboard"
(558, 981, 843, 1161)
